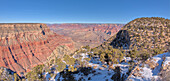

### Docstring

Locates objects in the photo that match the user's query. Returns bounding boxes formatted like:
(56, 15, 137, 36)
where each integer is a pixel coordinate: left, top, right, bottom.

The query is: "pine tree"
(111, 66, 121, 81)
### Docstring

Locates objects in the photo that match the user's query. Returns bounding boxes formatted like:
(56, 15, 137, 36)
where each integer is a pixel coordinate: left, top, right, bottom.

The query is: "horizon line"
(0, 22, 127, 24)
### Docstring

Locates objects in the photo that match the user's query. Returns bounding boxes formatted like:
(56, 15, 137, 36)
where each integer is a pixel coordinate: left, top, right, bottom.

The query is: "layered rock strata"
(48, 24, 123, 48)
(0, 23, 74, 74)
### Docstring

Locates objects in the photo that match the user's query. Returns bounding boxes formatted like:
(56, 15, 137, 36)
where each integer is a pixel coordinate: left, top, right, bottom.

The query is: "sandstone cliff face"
(48, 24, 123, 48)
(0, 23, 74, 74)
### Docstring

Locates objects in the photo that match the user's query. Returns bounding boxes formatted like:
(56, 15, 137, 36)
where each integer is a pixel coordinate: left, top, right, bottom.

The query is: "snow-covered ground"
(73, 68, 114, 81)
(48, 52, 131, 81)
(45, 52, 170, 81)
(129, 52, 170, 81)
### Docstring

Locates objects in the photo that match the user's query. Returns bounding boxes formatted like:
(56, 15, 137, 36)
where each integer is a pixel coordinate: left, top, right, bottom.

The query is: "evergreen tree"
(111, 66, 122, 81)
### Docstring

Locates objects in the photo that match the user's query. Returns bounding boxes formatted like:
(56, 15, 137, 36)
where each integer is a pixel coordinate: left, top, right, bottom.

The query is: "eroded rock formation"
(48, 24, 124, 48)
(0, 23, 74, 74)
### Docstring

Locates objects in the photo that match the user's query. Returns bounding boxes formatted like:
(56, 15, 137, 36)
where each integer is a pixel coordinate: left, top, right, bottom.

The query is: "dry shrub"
(156, 63, 159, 66)
(76, 65, 81, 68)
(102, 65, 107, 68)
(93, 66, 98, 69)
(99, 67, 104, 70)
(140, 69, 144, 72)
(109, 66, 115, 70)
(136, 67, 140, 71)
(88, 65, 92, 68)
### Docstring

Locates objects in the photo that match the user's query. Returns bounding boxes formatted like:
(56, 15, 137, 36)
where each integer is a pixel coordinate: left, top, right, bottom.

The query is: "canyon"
(0, 23, 123, 75)
(48, 24, 124, 48)
(0, 17, 169, 81)
(0, 23, 74, 75)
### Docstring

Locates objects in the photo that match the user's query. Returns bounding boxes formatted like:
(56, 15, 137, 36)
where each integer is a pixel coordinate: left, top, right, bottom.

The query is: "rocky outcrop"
(48, 24, 123, 48)
(122, 17, 170, 51)
(0, 23, 75, 75)
(97, 17, 169, 53)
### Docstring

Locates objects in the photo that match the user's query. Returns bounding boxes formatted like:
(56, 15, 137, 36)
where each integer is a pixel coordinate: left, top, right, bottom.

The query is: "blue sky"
(0, 0, 169, 24)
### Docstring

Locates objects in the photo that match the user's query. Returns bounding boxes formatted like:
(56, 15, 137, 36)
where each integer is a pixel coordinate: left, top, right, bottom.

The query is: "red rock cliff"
(0, 23, 74, 74)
